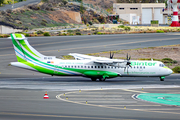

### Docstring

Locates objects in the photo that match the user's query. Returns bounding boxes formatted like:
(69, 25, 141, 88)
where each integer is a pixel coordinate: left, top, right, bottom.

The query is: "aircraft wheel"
(99, 77, 106, 81)
(160, 77, 164, 81)
(91, 78, 97, 81)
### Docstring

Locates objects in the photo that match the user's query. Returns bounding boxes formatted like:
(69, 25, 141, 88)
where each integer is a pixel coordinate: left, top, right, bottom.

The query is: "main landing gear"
(91, 77, 106, 81)
(91, 78, 97, 81)
(160, 76, 165, 81)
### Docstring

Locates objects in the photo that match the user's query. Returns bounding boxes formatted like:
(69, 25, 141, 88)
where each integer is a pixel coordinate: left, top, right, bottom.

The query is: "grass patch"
(62, 55, 75, 60)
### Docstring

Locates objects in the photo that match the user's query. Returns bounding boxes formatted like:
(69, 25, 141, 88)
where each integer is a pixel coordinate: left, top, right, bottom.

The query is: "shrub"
(41, 21, 46, 26)
(172, 66, 180, 73)
(151, 20, 159, 24)
(6, 9, 12, 13)
(124, 26, 131, 31)
(36, 30, 43, 34)
(67, 30, 73, 33)
(76, 32, 81, 35)
(161, 58, 173, 63)
(118, 25, 124, 28)
(62, 33, 67, 36)
(93, 31, 98, 35)
(156, 30, 164, 33)
(88, 21, 93, 25)
(97, 32, 103, 35)
(62, 0, 68, 5)
(42, 19, 47, 23)
(25, 33, 30, 37)
(43, 32, 50, 36)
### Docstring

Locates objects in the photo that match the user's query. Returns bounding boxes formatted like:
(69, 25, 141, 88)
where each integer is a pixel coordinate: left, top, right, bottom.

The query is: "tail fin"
(10, 34, 56, 62)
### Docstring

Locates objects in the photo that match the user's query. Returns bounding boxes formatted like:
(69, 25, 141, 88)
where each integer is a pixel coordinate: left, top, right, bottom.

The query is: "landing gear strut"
(99, 77, 106, 81)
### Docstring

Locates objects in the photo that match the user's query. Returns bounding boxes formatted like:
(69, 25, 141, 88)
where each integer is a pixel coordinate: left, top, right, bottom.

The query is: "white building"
(113, 3, 165, 24)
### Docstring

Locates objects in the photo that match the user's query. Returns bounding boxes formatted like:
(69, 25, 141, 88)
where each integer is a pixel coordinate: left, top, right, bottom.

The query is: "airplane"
(9, 33, 173, 81)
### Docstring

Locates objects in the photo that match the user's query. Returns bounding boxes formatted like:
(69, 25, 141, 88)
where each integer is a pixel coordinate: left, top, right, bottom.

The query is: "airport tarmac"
(0, 75, 180, 120)
(1, 33, 180, 119)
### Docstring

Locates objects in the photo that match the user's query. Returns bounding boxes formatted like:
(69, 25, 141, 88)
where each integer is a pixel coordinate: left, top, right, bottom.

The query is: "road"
(0, 33, 180, 120)
(0, 0, 41, 11)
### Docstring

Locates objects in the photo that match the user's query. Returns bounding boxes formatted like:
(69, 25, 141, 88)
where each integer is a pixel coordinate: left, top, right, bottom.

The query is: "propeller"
(124, 53, 132, 75)
(110, 51, 114, 59)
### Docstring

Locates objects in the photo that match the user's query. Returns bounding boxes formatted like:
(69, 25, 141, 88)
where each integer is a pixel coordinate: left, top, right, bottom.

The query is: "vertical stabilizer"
(10, 34, 56, 62)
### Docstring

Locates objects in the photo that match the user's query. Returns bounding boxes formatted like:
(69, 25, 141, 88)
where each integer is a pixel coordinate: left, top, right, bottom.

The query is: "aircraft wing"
(69, 53, 125, 65)
(69, 53, 99, 60)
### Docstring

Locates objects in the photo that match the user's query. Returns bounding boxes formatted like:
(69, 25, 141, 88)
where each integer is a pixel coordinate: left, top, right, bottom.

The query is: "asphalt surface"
(0, 0, 41, 11)
(0, 75, 180, 120)
(0, 33, 180, 120)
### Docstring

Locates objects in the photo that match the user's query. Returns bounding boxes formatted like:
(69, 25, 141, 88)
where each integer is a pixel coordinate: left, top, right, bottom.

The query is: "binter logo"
(131, 62, 157, 66)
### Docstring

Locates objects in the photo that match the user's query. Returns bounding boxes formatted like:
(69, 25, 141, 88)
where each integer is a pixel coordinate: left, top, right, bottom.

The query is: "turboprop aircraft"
(9, 34, 173, 81)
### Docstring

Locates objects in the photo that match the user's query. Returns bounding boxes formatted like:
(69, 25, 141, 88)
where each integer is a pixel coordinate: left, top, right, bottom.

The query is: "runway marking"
(56, 89, 180, 115)
(0, 37, 179, 56)
(0, 112, 133, 120)
(121, 89, 147, 93)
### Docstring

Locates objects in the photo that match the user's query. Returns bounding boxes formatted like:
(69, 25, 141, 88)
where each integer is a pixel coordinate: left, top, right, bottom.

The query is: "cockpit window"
(159, 63, 165, 67)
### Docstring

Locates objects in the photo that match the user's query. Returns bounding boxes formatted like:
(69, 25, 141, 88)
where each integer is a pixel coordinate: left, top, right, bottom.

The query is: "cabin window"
(78, 66, 80, 68)
(111, 66, 113, 69)
(105, 66, 106, 69)
(119, 8, 124, 10)
(84, 66, 86, 68)
(137, 66, 139, 69)
(95, 66, 97, 68)
(143, 66, 145, 69)
(81, 66, 83, 68)
(88, 66, 90, 68)
(101, 66, 103, 68)
(140, 66, 142, 69)
(65, 66, 67, 68)
(134, 66, 136, 69)
(114, 67, 116, 69)
(108, 66, 110, 69)
(74, 66, 76, 68)
(91, 66, 93, 68)
(68, 66, 70, 68)
(71, 66, 73, 68)
(98, 66, 100, 68)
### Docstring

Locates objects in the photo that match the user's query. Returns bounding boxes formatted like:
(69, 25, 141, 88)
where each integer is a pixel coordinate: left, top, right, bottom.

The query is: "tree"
(0, 0, 4, 6)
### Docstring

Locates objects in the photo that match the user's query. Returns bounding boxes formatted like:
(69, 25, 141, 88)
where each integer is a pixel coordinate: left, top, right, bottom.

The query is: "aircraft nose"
(169, 69, 173, 74)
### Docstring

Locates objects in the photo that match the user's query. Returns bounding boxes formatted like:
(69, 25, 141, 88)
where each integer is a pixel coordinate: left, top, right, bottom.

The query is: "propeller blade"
(112, 52, 114, 59)
(127, 67, 129, 75)
(110, 51, 114, 59)
(129, 56, 131, 60)
(110, 51, 111, 59)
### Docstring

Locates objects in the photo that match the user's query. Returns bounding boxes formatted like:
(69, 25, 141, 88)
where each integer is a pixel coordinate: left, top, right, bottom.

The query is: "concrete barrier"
(0, 25, 22, 34)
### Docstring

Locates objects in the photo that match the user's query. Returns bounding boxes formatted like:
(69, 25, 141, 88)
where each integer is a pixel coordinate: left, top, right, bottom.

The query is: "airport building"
(113, 3, 165, 24)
